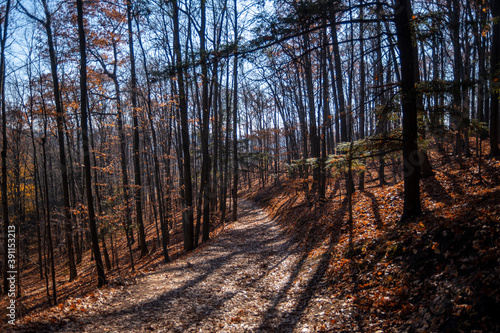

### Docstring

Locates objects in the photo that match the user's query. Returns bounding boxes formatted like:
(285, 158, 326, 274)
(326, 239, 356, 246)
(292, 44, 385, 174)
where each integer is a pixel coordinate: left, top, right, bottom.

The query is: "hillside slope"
(248, 153, 500, 332)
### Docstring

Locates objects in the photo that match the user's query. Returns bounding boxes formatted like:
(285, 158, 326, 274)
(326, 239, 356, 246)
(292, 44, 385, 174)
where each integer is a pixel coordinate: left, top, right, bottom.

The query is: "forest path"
(48, 199, 347, 332)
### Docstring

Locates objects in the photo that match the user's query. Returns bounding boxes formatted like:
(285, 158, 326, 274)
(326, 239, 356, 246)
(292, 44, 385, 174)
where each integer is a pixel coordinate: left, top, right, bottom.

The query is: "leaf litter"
(12, 200, 354, 332)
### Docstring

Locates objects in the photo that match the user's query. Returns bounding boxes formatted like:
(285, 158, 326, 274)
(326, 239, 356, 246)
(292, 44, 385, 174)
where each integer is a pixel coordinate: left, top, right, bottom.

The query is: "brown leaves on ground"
(0, 209, 226, 332)
(249, 141, 500, 332)
(3, 140, 498, 332)
(9, 200, 361, 332)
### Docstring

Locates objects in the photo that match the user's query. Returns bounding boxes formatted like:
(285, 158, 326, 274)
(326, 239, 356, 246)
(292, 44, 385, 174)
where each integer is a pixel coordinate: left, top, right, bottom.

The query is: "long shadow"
(438, 170, 466, 196)
(420, 175, 453, 204)
(35, 201, 302, 332)
(392, 187, 500, 332)
(256, 198, 347, 332)
(255, 245, 315, 332)
(362, 190, 384, 228)
(272, 246, 333, 333)
(20, 197, 368, 333)
(22, 198, 357, 333)
(274, 195, 299, 217)
(20, 249, 245, 333)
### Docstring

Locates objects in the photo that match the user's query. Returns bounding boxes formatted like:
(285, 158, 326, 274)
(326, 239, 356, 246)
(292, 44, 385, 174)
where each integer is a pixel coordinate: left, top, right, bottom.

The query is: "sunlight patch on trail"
(48, 199, 357, 332)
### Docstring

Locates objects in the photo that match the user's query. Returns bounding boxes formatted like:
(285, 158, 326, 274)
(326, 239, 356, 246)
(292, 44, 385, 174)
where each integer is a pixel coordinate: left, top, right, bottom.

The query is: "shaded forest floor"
(246, 142, 500, 332)
(1, 139, 499, 332)
(6, 200, 356, 332)
(0, 202, 230, 331)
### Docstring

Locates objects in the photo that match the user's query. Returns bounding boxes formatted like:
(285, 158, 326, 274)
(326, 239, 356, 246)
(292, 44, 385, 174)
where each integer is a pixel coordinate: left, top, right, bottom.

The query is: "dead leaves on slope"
(253, 150, 500, 332)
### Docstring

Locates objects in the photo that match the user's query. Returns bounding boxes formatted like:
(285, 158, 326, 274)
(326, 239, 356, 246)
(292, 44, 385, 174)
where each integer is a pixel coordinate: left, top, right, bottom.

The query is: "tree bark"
(127, 0, 148, 256)
(330, 10, 348, 143)
(0, 0, 11, 295)
(173, 0, 195, 251)
(394, 0, 422, 221)
(490, 0, 500, 155)
(232, 0, 239, 222)
(358, 1, 366, 190)
(41, 0, 77, 281)
(77, 0, 107, 286)
(199, 0, 212, 241)
(302, 32, 321, 194)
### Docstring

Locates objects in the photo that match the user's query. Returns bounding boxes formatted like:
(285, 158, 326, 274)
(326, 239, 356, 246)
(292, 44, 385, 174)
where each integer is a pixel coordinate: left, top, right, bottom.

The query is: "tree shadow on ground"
(420, 175, 453, 204)
(19, 200, 309, 332)
(255, 198, 349, 332)
(362, 190, 384, 228)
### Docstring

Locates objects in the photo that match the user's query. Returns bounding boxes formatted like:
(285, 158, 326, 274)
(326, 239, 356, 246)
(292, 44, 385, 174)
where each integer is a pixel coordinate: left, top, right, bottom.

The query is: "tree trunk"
(302, 33, 321, 195)
(232, 0, 239, 222)
(376, 4, 387, 186)
(42, 135, 57, 304)
(450, 0, 464, 161)
(394, 0, 422, 221)
(220, 64, 231, 223)
(127, 0, 148, 256)
(200, 0, 212, 241)
(490, 0, 500, 155)
(107, 42, 136, 263)
(135, 14, 169, 262)
(173, 0, 195, 251)
(330, 10, 348, 143)
(294, 66, 308, 178)
(0, 0, 11, 295)
(77, 0, 107, 287)
(357, 2, 366, 190)
(41, 0, 77, 281)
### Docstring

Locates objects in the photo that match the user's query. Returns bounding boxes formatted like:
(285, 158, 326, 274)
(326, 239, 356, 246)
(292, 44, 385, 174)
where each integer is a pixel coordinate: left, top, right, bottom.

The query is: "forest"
(0, 0, 499, 331)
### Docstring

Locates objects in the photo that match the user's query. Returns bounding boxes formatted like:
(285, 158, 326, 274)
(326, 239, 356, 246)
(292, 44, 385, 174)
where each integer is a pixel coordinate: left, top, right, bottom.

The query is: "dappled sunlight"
(15, 200, 340, 332)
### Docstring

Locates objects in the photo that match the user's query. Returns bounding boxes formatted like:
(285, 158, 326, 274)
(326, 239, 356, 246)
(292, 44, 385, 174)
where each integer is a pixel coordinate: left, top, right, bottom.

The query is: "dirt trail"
(24, 199, 351, 332)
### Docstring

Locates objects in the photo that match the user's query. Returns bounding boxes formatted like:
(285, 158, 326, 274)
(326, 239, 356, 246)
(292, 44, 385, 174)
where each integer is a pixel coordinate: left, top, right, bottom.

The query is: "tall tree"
(0, 0, 11, 295)
(134, 13, 170, 262)
(376, 3, 388, 186)
(232, 0, 239, 222)
(490, 0, 500, 156)
(88, 15, 136, 267)
(302, 32, 321, 194)
(450, 0, 464, 160)
(40, 78, 57, 305)
(394, 0, 422, 221)
(200, 0, 211, 241)
(330, 9, 348, 143)
(358, 0, 366, 190)
(76, 0, 107, 287)
(127, 0, 148, 256)
(173, 0, 195, 251)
